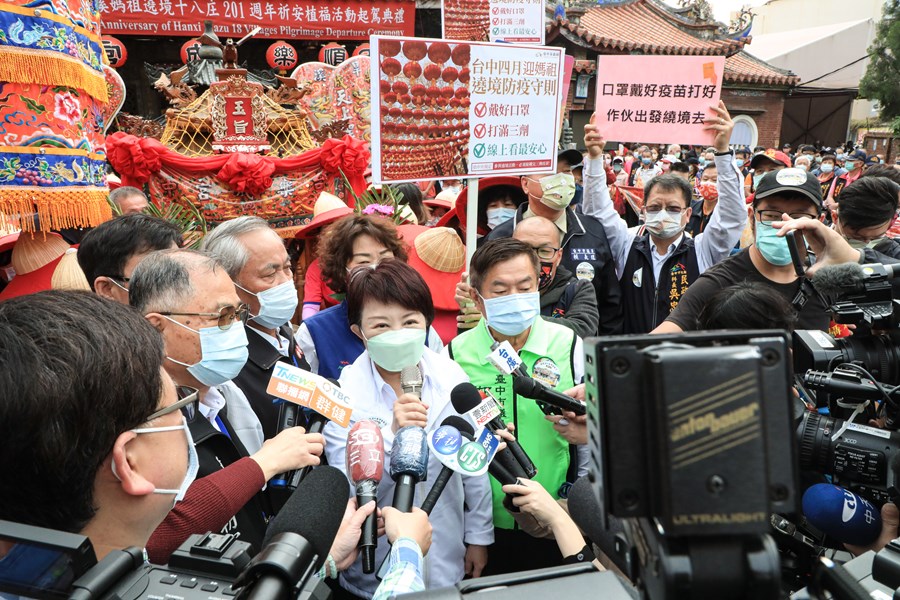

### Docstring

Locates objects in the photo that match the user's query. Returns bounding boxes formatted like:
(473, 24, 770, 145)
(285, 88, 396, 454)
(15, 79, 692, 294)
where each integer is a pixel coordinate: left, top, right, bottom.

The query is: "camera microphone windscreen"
(810, 263, 866, 297)
(261, 465, 350, 569)
(802, 483, 882, 547)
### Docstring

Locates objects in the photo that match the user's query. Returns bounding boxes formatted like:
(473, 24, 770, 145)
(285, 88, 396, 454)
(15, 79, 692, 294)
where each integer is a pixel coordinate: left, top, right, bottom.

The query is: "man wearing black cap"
(654, 168, 832, 333)
(557, 149, 584, 175)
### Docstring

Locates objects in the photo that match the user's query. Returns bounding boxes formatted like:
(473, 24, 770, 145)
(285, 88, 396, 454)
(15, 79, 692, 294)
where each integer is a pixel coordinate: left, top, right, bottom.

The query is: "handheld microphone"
(346, 421, 384, 574)
(401, 365, 424, 397)
(568, 476, 632, 576)
(420, 416, 470, 515)
(390, 426, 429, 512)
(234, 465, 349, 599)
(511, 376, 587, 416)
(450, 382, 536, 478)
(287, 378, 341, 488)
(802, 484, 882, 547)
(270, 402, 304, 488)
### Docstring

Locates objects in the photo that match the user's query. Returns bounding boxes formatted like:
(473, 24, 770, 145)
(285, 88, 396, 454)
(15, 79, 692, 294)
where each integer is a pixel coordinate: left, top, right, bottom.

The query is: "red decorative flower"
(217, 153, 276, 196)
(106, 132, 162, 185)
(319, 135, 370, 177)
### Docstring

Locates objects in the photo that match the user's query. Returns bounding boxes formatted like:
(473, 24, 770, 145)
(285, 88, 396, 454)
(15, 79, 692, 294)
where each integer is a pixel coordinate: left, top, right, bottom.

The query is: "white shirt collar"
(199, 386, 226, 426)
(251, 325, 290, 357)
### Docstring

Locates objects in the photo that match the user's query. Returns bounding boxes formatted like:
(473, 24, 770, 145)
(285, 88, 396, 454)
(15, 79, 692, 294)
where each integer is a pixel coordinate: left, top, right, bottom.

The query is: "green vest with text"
(449, 318, 577, 529)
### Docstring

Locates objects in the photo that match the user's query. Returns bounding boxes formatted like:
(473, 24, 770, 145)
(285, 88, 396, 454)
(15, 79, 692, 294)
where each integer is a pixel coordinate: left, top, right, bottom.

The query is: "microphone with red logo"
(346, 420, 384, 574)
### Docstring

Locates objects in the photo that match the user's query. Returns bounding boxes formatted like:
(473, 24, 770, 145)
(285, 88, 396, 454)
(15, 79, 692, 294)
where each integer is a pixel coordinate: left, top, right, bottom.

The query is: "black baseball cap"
(755, 168, 822, 209)
(558, 149, 584, 168)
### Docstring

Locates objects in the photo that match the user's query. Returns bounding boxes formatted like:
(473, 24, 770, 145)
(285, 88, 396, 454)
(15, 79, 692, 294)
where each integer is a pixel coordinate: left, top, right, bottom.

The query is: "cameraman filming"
(0, 291, 194, 560)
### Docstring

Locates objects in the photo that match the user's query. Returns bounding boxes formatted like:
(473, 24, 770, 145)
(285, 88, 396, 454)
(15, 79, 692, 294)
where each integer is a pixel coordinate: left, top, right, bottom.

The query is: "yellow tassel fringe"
(0, 188, 113, 232)
(0, 47, 108, 103)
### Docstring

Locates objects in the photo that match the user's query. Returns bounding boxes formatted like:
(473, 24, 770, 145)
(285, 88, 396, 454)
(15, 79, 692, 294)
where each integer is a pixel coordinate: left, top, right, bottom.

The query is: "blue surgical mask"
(363, 327, 427, 372)
(236, 280, 298, 329)
(820, 163, 834, 173)
(481, 291, 540, 336)
(699, 158, 707, 168)
(112, 416, 199, 502)
(487, 207, 516, 230)
(753, 173, 765, 190)
(735, 158, 745, 168)
(836, 153, 846, 160)
(641, 157, 652, 165)
(164, 318, 249, 386)
(613, 164, 623, 172)
(754, 221, 793, 266)
(845, 160, 857, 171)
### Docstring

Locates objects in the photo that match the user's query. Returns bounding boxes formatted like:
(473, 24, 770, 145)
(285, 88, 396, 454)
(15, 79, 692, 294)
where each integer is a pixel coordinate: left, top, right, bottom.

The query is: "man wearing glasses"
(581, 101, 747, 333)
(655, 168, 832, 333)
(0, 291, 194, 561)
(129, 249, 325, 563)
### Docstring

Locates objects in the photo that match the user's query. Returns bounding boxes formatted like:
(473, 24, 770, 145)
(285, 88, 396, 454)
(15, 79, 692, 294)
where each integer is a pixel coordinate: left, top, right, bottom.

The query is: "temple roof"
(725, 51, 800, 87)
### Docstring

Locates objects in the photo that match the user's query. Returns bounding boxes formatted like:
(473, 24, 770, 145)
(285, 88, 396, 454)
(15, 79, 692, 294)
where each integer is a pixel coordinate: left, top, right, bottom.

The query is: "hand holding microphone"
(393, 366, 429, 433)
(251, 426, 324, 481)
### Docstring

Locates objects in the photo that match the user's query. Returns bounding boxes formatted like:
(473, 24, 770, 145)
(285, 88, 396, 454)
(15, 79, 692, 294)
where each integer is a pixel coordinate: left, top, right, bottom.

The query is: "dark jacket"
(487, 204, 624, 335)
(189, 411, 271, 552)
(539, 263, 599, 338)
(231, 323, 312, 441)
(620, 232, 700, 334)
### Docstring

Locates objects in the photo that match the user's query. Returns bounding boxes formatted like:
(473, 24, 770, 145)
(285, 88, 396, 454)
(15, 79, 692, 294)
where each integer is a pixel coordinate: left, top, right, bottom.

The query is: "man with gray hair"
(110, 186, 149, 215)
(130, 248, 325, 563)
(201, 216, 312, 440)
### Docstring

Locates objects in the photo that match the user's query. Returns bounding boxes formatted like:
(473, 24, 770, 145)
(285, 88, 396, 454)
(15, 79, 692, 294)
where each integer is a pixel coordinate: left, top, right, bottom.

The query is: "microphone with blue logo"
(802, 484, 882, 547)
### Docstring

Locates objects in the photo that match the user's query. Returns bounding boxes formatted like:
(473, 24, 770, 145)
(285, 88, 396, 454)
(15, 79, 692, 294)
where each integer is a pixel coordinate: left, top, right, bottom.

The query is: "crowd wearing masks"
(4, 100, 900, 600)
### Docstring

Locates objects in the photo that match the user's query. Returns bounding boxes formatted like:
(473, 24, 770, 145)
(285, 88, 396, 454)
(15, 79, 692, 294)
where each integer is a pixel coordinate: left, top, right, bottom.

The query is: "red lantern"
(319, 42, 347, 66)
(180, 38, 202, 64)
(101, 35, 127, 68)
(266, 41, 298, 71)
(353, 43, 370, 57)
(403, 62, 422, 80)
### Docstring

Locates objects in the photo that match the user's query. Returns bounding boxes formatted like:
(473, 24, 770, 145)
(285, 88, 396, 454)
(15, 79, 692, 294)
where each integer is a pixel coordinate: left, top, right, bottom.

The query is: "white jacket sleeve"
(462, 473, 495, 546)
(581, 157, 634, 280)
(695, 153, 748, 273)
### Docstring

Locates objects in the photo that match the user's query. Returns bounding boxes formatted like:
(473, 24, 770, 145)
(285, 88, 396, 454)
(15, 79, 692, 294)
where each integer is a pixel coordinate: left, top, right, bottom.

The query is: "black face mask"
(538, 262, 554, 290)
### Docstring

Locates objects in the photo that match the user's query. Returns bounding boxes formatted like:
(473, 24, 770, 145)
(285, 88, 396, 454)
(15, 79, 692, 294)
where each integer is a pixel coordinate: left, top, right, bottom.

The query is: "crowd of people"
(4, 100, 900, 599)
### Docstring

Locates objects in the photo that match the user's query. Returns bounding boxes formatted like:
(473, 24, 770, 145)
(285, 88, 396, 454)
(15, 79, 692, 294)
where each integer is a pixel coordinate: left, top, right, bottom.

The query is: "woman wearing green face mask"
(322, 259, 493, 597)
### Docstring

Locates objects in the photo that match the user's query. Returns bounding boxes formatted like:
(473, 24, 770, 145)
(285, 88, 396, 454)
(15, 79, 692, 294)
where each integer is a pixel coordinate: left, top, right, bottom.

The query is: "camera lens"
(833, 333, 900, 385)
(797, 411, 834, 474)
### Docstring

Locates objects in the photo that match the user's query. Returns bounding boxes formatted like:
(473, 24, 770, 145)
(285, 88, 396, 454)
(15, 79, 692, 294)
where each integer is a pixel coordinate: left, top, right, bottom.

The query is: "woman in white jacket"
(323, 259, 494, 599)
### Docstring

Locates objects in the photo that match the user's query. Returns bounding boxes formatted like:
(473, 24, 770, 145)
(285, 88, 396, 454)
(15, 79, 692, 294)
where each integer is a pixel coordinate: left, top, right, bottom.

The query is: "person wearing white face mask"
(448, 238, 588, 576)
(0, 291, 193, 562)
(485, 167, 624, 335)
(581, 101, 747, 334)
(131, 249, 329, 563)
(323, 259, 493, 597)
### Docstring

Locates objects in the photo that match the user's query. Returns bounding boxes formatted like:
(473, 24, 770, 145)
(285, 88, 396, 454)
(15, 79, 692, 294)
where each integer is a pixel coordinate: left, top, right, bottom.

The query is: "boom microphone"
(810, 263, 867, 298)
(390, 426, 429, 512)
(450, 382, 536, 478)
(235, 466, 349, 599)
(802, 484, 882, 547)
(346, 421, 384, 574)
(511, 376, 587, 416)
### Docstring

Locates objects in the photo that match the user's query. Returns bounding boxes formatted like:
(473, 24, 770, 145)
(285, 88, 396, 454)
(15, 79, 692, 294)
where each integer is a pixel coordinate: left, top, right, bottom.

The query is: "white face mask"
(532, 173, 576, 210)
(644, 209, 686, 239)
(486, 207, 516, 230)
(112, 415, 199, 502)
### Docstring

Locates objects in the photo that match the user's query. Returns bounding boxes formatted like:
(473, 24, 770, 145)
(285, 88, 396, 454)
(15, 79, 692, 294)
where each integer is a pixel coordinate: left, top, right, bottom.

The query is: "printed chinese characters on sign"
(99, 0, 415, 39)
(266, 362, 354, 427)
(593, 55, 725, 146)
(370, 35, 564, 183)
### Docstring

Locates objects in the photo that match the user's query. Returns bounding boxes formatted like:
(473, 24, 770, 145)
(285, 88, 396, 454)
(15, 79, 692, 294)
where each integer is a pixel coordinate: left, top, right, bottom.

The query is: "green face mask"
(846, 237, 885, 250)
(753, 173, 765, 190)
(845, 160, 857, 171)
(364, 327, 427, 373)
(755, 221, 793, 266)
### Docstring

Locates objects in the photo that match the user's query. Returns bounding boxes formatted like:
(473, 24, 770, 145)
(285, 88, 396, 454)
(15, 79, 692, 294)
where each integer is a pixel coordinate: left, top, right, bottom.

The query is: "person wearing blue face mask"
(448, 238, 588, 577)
(323, 259, 493, 597)
(826, 149, 867, 208)
(653, 168, 832, 335)
(131, 249, 329, 563)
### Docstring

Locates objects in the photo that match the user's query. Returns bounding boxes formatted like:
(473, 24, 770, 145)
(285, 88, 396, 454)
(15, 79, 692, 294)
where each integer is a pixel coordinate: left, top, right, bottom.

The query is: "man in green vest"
(446, 238, 586, 575)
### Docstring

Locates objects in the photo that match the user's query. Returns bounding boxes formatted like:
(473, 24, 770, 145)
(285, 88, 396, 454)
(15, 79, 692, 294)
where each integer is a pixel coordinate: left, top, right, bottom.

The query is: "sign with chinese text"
(209, 77, 269, 153)
(429, 423, 500, 476)
(100, 0, 415, 39)
(370, 36, 563, 183)
(487, 0, 543, 44)
(594, 55, 725, 146)
(267, 362, 354, 427)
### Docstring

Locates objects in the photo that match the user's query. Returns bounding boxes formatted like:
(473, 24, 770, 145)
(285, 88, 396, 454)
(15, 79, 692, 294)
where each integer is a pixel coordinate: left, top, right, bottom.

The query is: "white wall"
(749, 0, 884, 35)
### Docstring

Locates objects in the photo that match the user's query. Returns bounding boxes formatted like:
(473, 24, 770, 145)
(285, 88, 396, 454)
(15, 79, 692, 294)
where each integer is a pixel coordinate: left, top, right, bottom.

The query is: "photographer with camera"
(0, 291, 193, 560)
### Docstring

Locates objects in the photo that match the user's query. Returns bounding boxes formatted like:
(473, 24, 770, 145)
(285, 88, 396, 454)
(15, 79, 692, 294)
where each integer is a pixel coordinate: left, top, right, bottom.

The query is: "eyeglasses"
(144, 385, 199, 423)
(646, 207, 686, 217)
(756, 210, 817, 225)
(157, 304, 250, 330)
(530, 246, 560, 261)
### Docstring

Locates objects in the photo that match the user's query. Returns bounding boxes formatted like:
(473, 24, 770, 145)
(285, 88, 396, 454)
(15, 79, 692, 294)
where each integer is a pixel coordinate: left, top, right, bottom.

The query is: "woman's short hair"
(347, 259, 435, 328)
(696, 282, 797, 332)
(317, 215, 408, 294)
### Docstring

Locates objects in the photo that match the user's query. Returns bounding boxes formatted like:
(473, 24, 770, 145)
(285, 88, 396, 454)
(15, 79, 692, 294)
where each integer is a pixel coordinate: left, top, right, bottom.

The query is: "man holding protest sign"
(581, 101, 747, 334)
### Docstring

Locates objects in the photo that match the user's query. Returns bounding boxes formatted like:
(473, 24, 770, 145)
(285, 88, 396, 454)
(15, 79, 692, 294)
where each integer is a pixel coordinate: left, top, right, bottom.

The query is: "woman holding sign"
(323, 259, 493, 598)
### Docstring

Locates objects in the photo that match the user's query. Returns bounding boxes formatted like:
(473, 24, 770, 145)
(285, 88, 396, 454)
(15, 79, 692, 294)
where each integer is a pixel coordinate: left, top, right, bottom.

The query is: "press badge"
(486, 340, 523, 375)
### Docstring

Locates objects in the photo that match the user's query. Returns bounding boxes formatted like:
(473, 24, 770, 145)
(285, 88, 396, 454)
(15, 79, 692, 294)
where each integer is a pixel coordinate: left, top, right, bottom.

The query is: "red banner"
(100, 0, 415, 39)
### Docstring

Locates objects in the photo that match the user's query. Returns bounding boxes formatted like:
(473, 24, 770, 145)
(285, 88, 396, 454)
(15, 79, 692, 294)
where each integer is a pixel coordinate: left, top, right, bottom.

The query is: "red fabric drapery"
(106, 133, 370, 196)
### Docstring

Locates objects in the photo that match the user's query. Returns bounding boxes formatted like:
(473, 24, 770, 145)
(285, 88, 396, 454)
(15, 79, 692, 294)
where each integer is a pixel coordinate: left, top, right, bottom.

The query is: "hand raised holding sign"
(583, 113, 605, 160)
(704, 100, 734, 153)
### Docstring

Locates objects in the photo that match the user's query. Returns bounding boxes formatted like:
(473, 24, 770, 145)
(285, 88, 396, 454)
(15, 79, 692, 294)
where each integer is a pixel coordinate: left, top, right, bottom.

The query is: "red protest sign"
(101, 0, 415, 40)
(593, 55, 725, 145)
